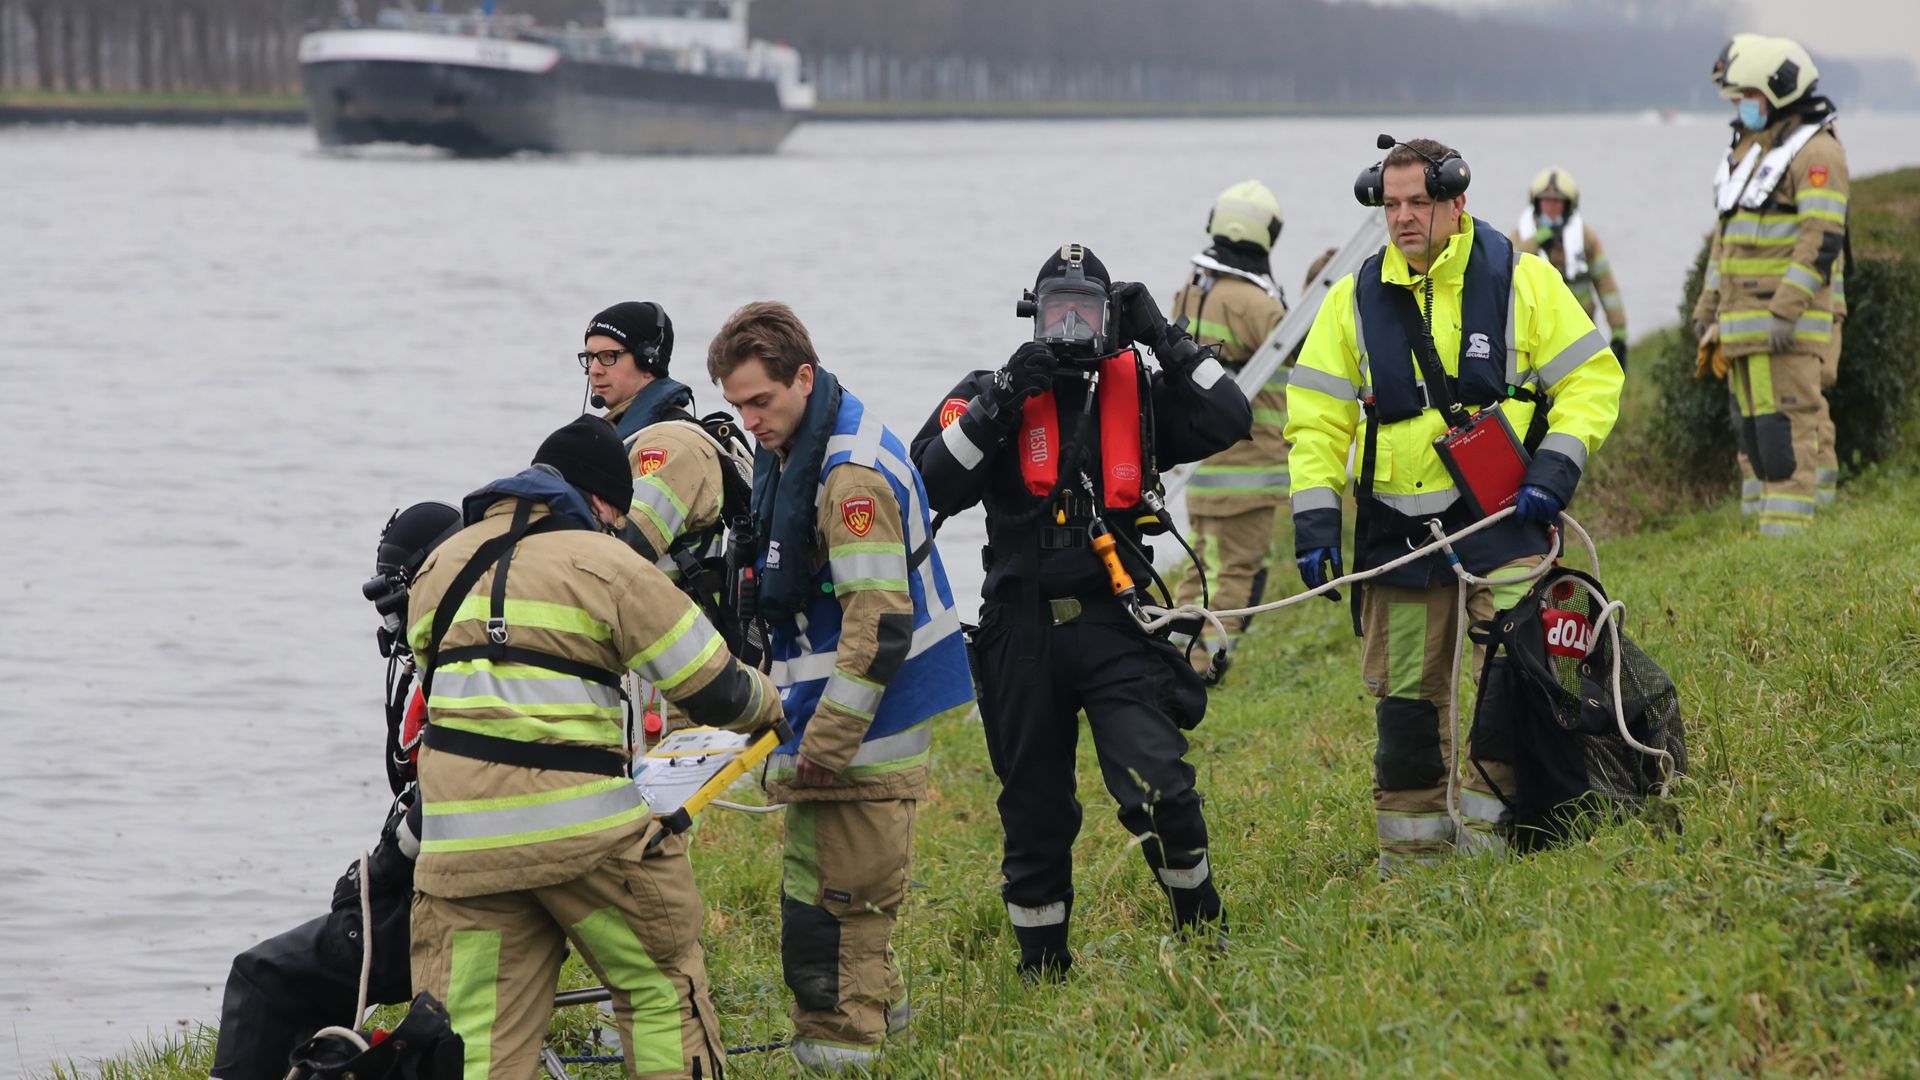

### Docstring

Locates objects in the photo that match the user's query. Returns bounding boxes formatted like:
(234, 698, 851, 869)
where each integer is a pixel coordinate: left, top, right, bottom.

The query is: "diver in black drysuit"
(210, 502, 454, 1078)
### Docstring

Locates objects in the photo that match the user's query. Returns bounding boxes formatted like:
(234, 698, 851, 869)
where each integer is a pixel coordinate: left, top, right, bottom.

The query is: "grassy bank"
(49, 177, 1920, 1079)
(61, 452, 1920, 1078)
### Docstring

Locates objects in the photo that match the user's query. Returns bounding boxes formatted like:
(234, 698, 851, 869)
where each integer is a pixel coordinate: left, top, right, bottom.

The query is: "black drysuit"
(910, 352, 1251, 963)
(210, 793, 418, 1078)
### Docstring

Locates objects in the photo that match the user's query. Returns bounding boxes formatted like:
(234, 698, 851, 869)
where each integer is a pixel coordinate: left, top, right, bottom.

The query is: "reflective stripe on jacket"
(1694, 119, 1849, 359)
(764, 388, 974, 801)
(1174, 266, 1289, 514)
(1285, 215, 1623, 583)
(406, 495, 779, 898)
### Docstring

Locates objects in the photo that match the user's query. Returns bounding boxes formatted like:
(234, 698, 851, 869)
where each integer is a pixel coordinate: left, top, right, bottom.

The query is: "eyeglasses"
(577, 348, 630, 370)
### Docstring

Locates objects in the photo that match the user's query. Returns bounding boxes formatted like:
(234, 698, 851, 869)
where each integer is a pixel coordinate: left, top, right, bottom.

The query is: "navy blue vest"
(1357, 219, 1514, 422)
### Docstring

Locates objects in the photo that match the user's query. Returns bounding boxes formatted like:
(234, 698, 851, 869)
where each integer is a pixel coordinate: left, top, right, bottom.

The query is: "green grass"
(49, 169, 1920, 1080)
(55, 463, 1920, 1077)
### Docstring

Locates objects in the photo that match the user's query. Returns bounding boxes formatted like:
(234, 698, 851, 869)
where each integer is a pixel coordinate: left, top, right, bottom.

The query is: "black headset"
(1353, 134, 1472, 207)
(633, 301, 667, 375)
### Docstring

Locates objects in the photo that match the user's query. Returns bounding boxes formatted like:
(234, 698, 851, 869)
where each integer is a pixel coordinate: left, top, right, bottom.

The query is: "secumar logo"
(939, 397, 969, 428)
(637, 447, 668, 475)
(841, 496, 875, 537)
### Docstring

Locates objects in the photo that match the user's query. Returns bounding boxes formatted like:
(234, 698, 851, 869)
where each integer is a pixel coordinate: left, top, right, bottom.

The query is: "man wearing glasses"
(579, 302, 734, 574)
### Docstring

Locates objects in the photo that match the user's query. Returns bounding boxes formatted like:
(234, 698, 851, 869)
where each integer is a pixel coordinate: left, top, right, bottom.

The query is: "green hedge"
(1650, 167, 1920, 491)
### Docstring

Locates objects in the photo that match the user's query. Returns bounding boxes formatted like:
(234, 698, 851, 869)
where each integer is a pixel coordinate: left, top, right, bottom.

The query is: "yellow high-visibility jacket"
(1285, 216, 1623, 583)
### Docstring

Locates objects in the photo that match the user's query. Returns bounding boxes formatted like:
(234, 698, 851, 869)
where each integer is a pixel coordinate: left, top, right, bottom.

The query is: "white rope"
(353, 850, 373, 1024)
(710, 799, 787, 813)
(1139, 506, 1671, 843)
(278, 853, 376, 1079)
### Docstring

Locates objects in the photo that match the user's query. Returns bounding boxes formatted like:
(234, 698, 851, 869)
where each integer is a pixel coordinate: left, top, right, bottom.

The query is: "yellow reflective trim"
(1749, 358, 1776, 414)
(1190, 318, 1241, 349)
(420, 804, 651, 853)
(448, 931, 500, 1080)
(430, 712, 625, 746)
(654, 631, 723, 692)
(1721, 257, 1791, 275)
(425, 776, 633, 816)
(627, 604, 700, 668)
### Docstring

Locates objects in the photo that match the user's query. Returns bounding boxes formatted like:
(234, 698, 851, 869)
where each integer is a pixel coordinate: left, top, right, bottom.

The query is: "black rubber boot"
(1012, 917, 1073, 983)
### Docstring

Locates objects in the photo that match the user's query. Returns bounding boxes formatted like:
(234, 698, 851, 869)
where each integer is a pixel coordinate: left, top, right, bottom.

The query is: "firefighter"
(581, 300, 761, 736)
(1288, 137, 1622, 869)
(1692, 35, 1848, 532)
(406, 415, 783, 1080)
(910, 245, 1252, 978)
(1168, 180, 1290, 683)
(211, 503, 458, 1078)
(1512, 168, 1631, 368)
(707, 301, 974, 1073)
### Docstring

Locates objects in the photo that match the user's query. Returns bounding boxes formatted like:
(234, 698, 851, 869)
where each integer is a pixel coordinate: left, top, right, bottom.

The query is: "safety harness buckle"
(486, 617, 509, 645)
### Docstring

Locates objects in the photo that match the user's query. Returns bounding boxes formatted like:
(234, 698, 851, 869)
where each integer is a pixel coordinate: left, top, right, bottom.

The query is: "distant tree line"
(1, 0, 1903, 110)
(0, 0, 593, 94)
(751, 0, 1736, 110)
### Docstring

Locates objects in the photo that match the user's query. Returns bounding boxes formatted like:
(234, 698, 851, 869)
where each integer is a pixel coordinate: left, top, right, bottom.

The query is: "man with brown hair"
(707, 302, 974, 1073)
(1289, 136, 1622, 867)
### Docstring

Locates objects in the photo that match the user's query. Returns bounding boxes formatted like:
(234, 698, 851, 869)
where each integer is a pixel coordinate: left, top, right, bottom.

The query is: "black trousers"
(973, 596, 1211, 921)
(210, 874, 413, 1079)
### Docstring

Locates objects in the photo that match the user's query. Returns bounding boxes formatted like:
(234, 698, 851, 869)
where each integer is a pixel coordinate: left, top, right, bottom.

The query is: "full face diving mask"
(1018, 252, 1113, 362)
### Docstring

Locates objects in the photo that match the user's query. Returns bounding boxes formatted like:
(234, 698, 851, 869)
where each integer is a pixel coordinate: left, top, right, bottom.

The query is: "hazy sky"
(1355, 0, 1920, 69)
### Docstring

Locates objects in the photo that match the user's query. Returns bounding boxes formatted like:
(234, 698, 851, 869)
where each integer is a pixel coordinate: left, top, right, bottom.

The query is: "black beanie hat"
(585, 301, 675, 377)
(376, 501, 461, 579)
(1034, 244, 1111, 290)
(533, 416, 633, 515)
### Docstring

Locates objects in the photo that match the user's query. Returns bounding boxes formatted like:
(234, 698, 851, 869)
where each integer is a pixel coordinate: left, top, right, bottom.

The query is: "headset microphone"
(590, 392, 607, 409)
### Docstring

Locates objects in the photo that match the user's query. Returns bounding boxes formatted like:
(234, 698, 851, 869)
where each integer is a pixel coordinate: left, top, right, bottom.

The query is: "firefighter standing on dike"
(707, 301, 974, 1073)
(1511, 168, 1631, 368)
(910, 245, 1252, 978)
(405, 415, 783, 1079)
(1692, 35, 1848, 531)
(1168, 181, 1290, 684)
(1287, 137, 1622, 869)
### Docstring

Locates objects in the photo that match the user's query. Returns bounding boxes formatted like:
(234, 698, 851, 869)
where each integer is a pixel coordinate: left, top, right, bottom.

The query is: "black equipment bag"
(287, 992, 464, 1079)
(1467, 565, 1686, 851)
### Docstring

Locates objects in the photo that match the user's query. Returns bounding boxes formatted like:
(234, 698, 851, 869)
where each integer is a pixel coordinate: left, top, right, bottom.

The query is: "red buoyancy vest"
(1018, 350, 1145, 508)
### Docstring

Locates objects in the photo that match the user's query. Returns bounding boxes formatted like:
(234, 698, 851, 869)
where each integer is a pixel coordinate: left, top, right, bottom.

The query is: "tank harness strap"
(418, 499, 620, 727)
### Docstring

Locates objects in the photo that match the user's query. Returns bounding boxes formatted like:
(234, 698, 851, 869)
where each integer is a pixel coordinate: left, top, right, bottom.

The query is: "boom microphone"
(590, 393, 607, 409)
(1376, 133, 1396, 151)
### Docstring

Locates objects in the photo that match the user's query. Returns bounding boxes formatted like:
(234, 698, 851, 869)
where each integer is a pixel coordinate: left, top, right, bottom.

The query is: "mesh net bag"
(1469, 565, 1686, 850)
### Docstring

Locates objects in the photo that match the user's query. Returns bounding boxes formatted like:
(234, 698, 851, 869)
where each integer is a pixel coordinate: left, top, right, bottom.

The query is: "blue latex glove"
(1297, 545, 1343, 600)
(1514, 484, 1565, 523)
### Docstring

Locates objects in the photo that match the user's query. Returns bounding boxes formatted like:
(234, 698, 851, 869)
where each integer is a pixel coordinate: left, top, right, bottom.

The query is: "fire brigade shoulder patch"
(637, 447, 669, 475)
(1808, 165, 1829, 187)
(939, 397, 969, 428)
(841, 496, 875, 537)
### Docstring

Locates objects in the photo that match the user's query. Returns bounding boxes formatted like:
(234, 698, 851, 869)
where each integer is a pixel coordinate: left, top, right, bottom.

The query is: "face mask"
(1738, 98, 1769, 131)
(1539, 214, 1564, 229)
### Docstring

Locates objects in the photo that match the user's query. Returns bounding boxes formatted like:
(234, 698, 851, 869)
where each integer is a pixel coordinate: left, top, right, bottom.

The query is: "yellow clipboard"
(635, 721, 789, 833)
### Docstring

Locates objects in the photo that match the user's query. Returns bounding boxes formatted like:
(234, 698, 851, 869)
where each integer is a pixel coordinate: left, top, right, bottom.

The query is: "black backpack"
(287, 992, 464, 1080)
(1467, 566, 1686, 851)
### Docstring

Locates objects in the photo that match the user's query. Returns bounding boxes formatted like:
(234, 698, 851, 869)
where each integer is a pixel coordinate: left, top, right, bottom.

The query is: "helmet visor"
(1033, 280, 1110, 349)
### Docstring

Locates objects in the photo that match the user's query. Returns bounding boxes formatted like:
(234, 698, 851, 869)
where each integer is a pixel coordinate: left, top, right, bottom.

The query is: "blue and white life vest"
(765, 389, 974, 775)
